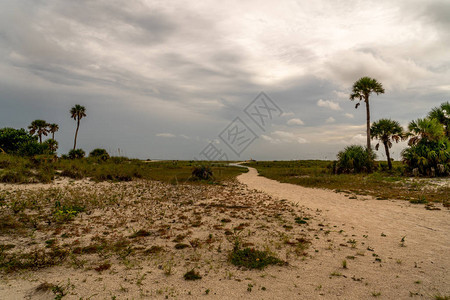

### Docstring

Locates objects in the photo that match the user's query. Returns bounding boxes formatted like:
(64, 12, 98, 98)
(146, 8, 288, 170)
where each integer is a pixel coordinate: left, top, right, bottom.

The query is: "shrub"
(184, 269, 202, 280)
(0, 128, 38, 155)
(0, 170, 27, 183)
(17, 140, 46, 157)
(229, 246, 284, 269)
(334, 145, 377, 174)
(89, 148, 110, 161)
(36, 165, 55, 183)
(191, 165, 214, 180)
(43, 139, 58, 154)
(402, 135, 449, 176)
(68, 149, 85, 159)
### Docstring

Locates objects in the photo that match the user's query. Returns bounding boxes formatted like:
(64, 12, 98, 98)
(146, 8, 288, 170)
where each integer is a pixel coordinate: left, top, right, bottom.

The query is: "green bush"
(402, 117, 450, 176)
(334, 145, 377, 174)
(68, 149, 85, 159)
(0, 170, 28, 183)
(0, 128, 38, 155)
(229, 246, 284, 269)
(89, 148, 110, 161)
(43, 139, 58, 154)
(191, 165, 214, 180)
(17, 140, 46, 157)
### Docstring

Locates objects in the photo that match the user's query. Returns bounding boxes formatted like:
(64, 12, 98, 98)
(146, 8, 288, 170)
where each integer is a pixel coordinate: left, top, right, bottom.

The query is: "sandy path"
(237, 166, 450, 299)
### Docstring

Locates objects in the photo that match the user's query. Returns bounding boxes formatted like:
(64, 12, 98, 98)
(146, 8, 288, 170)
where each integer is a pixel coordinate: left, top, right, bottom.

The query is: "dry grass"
(245, 160, 450, 202)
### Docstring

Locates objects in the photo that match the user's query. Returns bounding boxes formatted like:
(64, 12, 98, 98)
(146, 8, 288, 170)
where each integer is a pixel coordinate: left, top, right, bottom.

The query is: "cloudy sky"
(1, 0, 449, 160)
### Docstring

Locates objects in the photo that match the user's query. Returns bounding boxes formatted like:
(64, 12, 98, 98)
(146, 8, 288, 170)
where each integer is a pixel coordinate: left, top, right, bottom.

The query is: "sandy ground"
(0, 167, 448, 299)
(237, 167, 450, 299)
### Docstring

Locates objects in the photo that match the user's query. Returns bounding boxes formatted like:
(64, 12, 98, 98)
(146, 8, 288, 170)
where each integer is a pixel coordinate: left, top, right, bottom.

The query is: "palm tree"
(428, 101, 450, 138)
(402, 118, 449, 175)
(28, 119, 49, 143)
(407, 118, 444, 146)
(370, 119, 404, 170)
(350, 77, 385, 151)
(70, 105, 86, 150)
(48, 123, 59, 140)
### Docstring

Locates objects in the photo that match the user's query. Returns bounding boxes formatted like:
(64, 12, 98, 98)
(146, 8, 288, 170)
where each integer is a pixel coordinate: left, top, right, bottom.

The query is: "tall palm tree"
(28, 119, 49, 144)
(428, 101, 450, 138)
(370, 119, 404, 170)
(48, 123, 59, 140)
(70, 105, 86, 150)
(350, 77, 385, 151)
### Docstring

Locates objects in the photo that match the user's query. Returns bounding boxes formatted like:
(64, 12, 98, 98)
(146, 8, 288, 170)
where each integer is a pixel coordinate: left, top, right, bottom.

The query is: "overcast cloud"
(0, 0, 449, 160)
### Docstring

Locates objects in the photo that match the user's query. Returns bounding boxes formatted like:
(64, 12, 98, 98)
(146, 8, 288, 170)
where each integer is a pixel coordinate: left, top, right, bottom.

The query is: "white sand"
(0, 167, 448, 299)
(237, 167, 450, 299)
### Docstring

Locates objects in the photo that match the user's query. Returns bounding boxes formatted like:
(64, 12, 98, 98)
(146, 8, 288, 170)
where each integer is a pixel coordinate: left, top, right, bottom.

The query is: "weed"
(244, 160, 449, 202)
(342, 260, 347, 269)
(371, 291, 381, 297)
(175, 243, 189, 250)
(191, 165, 214, 181)
(229, 245, 285, 269)
(94, 263, 111, 272)
(163, 260, 174, 276)
(295, 217, 308, 225)
(129, 229, 151, 238)
(410, 196, 428, 204)
(184, 269, 202, 280)
(144, 246, 164, 254)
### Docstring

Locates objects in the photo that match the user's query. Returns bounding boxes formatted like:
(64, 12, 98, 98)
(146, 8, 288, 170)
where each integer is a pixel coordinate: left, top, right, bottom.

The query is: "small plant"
(400, 236, 406, 247)
(191, 165, 214, 181)
(409, 196, 428, 204)
(129, 229, 151, 238)
(371, 291, 381, 297)
(53, 202, 85, 223)
(295, 217, 308, 224)
(163, 260, 174, 276)
(342, 260, 347, 269)
(94, 263, 111, 272)
(175, 243, 189, 250)
(229, 245, 284, 270)
(184, 269, 202, 280)
(52, 284, 67, 300)
(247, 284, 253, 292)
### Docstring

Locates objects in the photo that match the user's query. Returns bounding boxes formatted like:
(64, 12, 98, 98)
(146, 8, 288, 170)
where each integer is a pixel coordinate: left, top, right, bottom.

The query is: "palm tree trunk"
(384, 141, 392, 170)
(73, 119, 80, 150)
(39, 134, 42, 144)
(365, 94, 371, 151)
(52, 132, 55, 140)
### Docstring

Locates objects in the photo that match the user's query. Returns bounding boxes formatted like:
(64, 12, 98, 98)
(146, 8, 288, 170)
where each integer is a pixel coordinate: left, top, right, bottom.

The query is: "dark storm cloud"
(0, 0, 449, 159)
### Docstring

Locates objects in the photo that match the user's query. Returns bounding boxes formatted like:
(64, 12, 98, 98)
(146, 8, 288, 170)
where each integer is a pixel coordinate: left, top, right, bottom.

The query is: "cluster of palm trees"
(349, 76, 449, 174)
(27, 105, 87, 153)
(28, 120, 59, 144)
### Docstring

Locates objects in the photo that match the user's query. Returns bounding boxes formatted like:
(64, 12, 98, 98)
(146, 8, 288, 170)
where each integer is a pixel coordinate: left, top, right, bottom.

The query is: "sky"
(0, 0, 449, 160)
